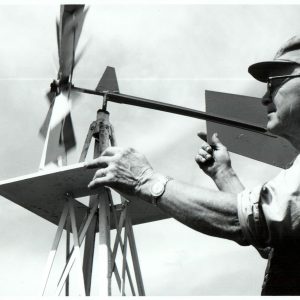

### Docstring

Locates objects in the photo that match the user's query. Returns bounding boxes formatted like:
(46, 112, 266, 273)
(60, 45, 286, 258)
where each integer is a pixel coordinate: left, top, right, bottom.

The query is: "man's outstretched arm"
(86, 146, 247, 245)
(138, 173, 245, 244)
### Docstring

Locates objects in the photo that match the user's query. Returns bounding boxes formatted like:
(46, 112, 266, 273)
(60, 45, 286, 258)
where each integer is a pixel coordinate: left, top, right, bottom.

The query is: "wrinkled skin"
(263, 66, 300, 151)
(86, 147, 154, 197)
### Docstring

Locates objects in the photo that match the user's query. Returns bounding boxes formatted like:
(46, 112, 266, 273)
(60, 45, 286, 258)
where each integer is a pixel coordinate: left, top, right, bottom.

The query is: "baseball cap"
(248, 36, 300, 82)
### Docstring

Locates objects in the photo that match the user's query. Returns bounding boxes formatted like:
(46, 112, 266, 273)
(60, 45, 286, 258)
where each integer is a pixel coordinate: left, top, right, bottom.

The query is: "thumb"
(211, 133, 224, 148)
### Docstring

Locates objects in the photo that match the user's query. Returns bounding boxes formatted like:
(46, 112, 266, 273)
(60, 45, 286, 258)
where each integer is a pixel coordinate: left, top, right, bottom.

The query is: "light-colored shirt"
(237, 154, 300, 249)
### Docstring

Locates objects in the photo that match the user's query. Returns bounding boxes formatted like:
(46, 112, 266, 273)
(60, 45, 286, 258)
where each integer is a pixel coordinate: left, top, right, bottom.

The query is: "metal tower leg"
(126, 215, 145, 296)
(55, 198, 99, 295)
(41, 195, 88, 296)
(65, 218, 70, 296)
(98, 189, 112, 296)
(82, 110, 111, 295)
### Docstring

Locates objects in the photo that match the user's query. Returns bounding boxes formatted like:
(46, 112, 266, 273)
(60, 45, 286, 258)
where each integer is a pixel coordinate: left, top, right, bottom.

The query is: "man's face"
(262, 66, 300, 139)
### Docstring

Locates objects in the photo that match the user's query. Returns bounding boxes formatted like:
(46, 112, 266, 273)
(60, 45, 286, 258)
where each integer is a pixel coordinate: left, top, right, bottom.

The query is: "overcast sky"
(0, 2, 298, 297)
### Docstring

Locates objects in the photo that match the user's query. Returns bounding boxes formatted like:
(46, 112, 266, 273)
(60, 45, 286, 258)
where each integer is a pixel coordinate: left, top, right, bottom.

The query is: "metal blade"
(40, 92, 72, 138)
(50, 92, 71, 128)
(46, 89, 56, 103)
(73, 7, 88, 52)
(44, 113, 76, 164)
(74, 39, 89, 69)
(59, 5, 86, 79)
(61, 113, 76, 151)
(45, 120, 65, 164)
(56, 18, 60, 62)
(41, 81, 59, 137)
(39, 99, 55, 137)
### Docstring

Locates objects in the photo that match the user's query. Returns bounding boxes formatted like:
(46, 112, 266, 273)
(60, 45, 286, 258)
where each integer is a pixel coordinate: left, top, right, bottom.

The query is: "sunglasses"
(267, 74, 300, 97)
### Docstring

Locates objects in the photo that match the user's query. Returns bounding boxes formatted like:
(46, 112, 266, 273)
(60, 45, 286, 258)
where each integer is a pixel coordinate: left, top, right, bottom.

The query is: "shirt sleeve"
(237, 185, 269, 248)
(237, 155, 300, 249)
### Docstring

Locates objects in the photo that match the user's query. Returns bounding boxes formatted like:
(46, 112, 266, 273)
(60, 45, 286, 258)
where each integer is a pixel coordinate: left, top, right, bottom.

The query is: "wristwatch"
(150, 175, 173, 206)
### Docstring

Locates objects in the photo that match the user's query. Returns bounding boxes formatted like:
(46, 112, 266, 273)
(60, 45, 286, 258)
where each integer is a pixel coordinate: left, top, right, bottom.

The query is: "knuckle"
(199, 149, 206, 155)
(93, 178, 102, 185)
(107, 172, 114, 180)
(125, 147, 135, 155)
(106, 166, 115, 176)
(107, 172, 117, 184)
(196, 154, 205, 163)
(94, 157, 102, 165)
(109, 161, 116, 169)
(95, 169, 103, 177)
(107, 173, 117, 182)
(121, 147, 130, 155)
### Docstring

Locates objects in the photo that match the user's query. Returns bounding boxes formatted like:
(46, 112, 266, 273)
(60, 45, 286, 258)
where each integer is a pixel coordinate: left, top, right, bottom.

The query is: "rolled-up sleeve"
(237, 155, 300, 249)
(237, 185, 269, 248)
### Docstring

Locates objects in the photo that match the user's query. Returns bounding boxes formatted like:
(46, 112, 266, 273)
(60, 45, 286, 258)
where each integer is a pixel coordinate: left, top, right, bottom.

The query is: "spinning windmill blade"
(40, 81, 58, 137)
(58, 5, 88, 81)
(39, 5, 88, 167)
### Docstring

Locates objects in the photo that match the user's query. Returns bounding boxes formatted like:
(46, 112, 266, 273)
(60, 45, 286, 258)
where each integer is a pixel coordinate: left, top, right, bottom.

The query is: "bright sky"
(0, 2, 298, 297)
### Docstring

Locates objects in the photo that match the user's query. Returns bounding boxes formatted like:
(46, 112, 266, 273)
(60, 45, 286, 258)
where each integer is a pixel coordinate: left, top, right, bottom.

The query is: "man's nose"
(261, 90, 272, 106)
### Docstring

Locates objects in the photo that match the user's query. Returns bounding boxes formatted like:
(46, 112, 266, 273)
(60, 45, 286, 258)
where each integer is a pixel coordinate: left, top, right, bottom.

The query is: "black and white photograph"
(0, 0, 299, 297)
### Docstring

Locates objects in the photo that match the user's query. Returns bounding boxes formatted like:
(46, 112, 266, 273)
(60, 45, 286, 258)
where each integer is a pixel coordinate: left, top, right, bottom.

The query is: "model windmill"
(0, 3, 298, 297)
(37, 5, 276, 171)
(0, 5, 153, 296)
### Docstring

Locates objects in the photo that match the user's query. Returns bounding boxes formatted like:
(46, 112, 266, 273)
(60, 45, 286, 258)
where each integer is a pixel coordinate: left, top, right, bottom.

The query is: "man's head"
(248, 36, 300, 141)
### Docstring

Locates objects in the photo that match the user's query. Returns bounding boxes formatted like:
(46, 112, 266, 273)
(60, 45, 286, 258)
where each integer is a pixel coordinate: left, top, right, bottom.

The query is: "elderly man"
(87, 36, 300, 295)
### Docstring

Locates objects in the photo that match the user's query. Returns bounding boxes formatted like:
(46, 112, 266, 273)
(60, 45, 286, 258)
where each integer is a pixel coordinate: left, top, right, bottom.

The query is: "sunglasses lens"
(268, 77, 291, 96)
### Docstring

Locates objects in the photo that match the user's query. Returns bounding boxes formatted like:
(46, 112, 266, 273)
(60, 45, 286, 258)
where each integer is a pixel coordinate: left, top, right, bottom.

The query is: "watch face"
(151, 182, 165, 197)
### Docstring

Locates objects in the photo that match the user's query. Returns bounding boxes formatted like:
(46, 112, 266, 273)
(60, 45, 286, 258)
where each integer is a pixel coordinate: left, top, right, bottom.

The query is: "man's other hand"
(195, 132, 231, 179)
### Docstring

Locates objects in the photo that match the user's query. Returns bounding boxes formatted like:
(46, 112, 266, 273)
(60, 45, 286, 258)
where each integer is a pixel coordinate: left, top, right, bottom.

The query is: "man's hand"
(195, 132, 244, 193)
(86, 147, 154, 196)
(195, 132, 231, 179)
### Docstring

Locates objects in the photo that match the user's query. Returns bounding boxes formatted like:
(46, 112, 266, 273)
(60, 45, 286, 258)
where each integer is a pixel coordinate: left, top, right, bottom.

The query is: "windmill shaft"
(71, 85, 269, 135)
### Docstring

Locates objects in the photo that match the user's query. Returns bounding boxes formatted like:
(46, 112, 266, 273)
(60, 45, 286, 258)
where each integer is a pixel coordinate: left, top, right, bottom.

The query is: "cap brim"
(248, 60, 296, 82)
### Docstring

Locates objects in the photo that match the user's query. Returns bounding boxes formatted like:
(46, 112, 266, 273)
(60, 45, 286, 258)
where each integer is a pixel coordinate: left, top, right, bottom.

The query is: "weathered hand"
(195, 132, 231, 179)
(86, 147, 154, 196)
